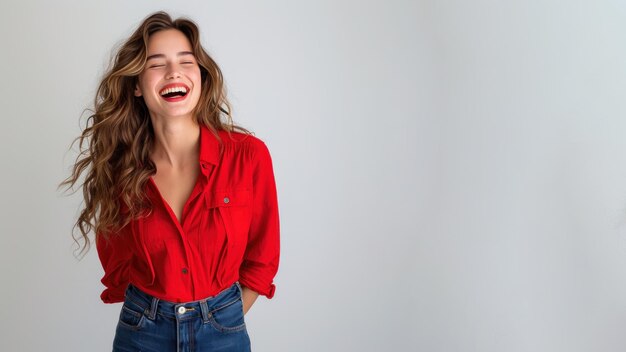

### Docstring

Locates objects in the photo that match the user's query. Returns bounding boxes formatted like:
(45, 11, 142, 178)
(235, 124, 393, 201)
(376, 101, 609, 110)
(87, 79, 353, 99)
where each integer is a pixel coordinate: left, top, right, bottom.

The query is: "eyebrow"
(146, 51, 195, 61)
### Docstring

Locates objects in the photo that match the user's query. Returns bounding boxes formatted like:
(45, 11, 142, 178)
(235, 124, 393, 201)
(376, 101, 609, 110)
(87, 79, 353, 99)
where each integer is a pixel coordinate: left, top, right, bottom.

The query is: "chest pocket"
(203, 187, 253, 285)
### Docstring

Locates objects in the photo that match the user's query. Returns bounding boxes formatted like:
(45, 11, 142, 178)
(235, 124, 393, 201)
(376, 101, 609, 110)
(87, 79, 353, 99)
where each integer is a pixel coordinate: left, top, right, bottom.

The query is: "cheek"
(191, 71, 203, 95)
(139, 72, 159, 89)
(189, 66, 202, 81)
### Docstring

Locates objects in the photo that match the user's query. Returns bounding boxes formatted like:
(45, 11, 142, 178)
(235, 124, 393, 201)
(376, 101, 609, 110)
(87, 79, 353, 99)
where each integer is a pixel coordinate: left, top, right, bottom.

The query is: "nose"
(165, 65, 182, 80)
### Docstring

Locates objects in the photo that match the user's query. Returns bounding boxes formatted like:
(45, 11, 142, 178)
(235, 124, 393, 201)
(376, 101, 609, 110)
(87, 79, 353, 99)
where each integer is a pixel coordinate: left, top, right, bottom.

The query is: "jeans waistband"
(123, 281, 242, 321)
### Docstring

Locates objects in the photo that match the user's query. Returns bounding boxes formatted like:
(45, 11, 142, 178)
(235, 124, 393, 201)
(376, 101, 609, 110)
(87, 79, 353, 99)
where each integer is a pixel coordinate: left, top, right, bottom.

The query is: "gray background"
(1, 0, 626, 351)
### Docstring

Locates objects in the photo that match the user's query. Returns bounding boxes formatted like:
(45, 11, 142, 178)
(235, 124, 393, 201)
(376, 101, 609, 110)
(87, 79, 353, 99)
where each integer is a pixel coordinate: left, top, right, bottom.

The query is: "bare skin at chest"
(151, 162, 200, 224)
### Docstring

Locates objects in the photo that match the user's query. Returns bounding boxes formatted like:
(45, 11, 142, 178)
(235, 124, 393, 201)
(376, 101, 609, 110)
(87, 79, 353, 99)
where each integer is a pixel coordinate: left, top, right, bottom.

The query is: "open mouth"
(159, 85, 189, 102)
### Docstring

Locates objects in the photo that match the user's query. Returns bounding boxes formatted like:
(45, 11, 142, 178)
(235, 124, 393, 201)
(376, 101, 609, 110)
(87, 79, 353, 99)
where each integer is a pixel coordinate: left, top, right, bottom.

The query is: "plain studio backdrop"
(1, 1, 626, 351)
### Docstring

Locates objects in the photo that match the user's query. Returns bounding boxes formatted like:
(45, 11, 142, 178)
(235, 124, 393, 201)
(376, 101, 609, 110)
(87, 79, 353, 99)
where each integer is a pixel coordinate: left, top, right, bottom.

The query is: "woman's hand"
(241, 285, 259, 315)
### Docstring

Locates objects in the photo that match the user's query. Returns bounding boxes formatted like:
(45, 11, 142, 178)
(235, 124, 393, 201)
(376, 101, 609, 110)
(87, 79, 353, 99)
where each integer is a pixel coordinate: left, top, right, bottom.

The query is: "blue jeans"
(112, 281, 251, 352)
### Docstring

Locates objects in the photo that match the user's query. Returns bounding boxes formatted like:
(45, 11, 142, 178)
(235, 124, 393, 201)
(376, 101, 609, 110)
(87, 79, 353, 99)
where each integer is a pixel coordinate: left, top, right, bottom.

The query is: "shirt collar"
(199, 124, 221, 177)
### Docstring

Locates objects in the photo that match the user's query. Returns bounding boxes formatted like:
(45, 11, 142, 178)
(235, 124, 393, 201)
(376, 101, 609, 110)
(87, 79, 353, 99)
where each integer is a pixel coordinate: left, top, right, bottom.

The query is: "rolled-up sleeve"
(96, 224, 133, 304)
(239, 141, 281, 299)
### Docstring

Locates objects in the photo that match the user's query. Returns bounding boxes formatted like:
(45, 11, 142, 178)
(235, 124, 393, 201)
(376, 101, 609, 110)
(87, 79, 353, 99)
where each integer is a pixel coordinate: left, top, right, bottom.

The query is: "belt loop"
(146, 296, 159, 320)
(200, 299, 210, 323)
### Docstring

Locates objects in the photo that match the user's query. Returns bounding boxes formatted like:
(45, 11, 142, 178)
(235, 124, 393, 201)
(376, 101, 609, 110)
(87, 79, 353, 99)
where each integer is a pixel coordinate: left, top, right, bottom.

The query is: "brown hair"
(59, 11, 251, 257)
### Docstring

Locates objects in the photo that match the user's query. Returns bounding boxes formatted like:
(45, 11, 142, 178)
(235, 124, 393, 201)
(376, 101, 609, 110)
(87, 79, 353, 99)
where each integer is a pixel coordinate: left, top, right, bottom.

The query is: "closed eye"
(148, 62, 194, 68)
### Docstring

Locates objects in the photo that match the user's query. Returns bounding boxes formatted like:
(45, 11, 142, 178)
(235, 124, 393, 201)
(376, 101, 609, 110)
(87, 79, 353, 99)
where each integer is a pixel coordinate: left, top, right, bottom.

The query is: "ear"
(134, 83, 142, 97)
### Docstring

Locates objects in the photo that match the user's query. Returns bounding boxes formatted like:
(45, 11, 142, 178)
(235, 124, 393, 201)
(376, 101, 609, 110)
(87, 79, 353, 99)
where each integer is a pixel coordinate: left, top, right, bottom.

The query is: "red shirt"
(96, 125, 280, 303)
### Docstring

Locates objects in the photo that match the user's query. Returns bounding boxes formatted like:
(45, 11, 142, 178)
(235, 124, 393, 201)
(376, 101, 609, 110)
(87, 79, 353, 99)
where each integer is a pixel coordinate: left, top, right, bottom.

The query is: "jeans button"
(178, 306, 187, 314)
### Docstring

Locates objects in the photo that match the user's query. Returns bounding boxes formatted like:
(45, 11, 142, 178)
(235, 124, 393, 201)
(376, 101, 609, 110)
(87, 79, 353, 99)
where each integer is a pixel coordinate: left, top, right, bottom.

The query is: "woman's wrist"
(240, 285, 259, 315)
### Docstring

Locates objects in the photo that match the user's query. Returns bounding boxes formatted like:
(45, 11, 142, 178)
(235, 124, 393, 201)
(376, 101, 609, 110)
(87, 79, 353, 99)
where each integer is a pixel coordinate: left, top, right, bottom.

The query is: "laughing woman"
(60, 11, 280, 352)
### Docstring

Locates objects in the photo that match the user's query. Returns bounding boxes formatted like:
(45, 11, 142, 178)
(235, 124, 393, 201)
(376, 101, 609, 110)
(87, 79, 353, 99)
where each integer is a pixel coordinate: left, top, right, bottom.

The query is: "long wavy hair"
(59, 11, 251, 257)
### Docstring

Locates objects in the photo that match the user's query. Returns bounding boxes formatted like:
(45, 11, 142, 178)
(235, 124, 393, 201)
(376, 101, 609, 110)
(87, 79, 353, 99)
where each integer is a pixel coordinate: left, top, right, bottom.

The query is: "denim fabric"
(112, 281, 251, 352)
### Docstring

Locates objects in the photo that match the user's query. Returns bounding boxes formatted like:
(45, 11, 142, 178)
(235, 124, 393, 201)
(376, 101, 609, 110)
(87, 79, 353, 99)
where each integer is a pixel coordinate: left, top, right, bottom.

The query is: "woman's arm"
(238, 140, 280, 301)
(96, 225, 133, 303)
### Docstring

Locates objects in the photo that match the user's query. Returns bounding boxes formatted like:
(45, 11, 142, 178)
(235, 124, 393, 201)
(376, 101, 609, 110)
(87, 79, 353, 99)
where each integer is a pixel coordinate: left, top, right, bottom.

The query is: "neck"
(150, 117, 200, 170)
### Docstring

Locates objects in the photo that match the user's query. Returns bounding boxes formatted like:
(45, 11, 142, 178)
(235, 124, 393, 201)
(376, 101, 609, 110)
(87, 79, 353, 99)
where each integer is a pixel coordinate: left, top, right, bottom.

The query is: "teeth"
(160, 86, 188, 96)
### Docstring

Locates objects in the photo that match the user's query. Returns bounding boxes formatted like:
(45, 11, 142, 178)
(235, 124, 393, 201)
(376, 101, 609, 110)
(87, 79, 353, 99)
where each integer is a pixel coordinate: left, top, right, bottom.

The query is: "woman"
(60, 11, 280, 351)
